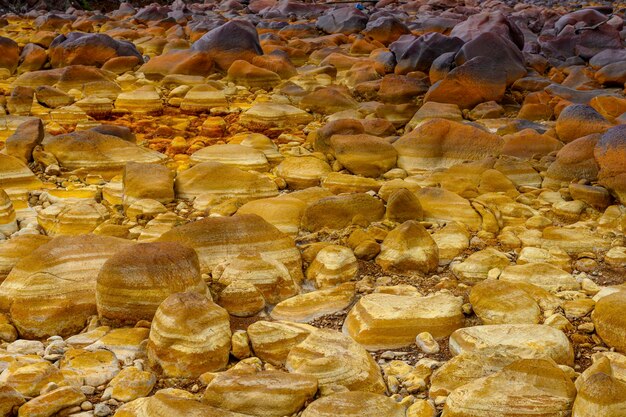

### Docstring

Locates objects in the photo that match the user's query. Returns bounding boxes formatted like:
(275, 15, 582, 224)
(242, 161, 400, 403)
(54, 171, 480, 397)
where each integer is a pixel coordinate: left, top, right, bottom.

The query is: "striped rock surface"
(301, 391, 406, 417)
(174, 161, 278, 202)
(443, 359, 576, 417)
(0, 234, 51, 283)
(41, 129, 166, 179)
(157, 214, 303, 281)
(286, 328, 386, 395)
(306, 244, 358, 289)
(37, 201, 110, 236)
(0, 234, 134, 338)
(270, 282, 355, 322)
(147, 292, 231, 377)
(239, 103, 313, 129)
(343, 292, 464, 350)
(237, 195, 306, 237)
(190, 144, 270, 172)
(115, 391, 251, 417)
(0, 189, 17, 236)
(114, 86, 163, 114)
(203, 367, 318, 417)
(0, 154, 42, 200)
(96, 242, 208, 325)
(247, 321, 315, 366)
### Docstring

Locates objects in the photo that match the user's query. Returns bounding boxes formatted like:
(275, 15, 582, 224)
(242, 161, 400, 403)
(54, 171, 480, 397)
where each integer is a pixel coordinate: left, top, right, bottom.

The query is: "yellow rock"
(239, 103, 313, 130)
(275, 156, 332, 190)
(469, 280, 541, 325)
(271, 282, 355, 322)
(59, 348, 120, 387)
(247, 321, 315, 366)
(0, 234, 51, 282)
(286, 328, 386, 394)
(203, 367, 318, 417)
(17, 386, 85, 417)
(115, 86, 163, 114)
(214, 251, 298, 304)
(217, 281, 266, 317)
(237, 195, 306, 237)
(301, 391, 406, 417)
(0, 190, 17, 236)
(376, 220, 439, 274)
(593, 291, 626, 352)
(0, 384, 24, 416)
(499, 262, 579, 292)
(1, 360, 64, 397)
(85, 327, 149, 364)
(301, 193, 385, 232)
(0, 235, 134, 338)
(321, 172, 381, 194)
(174, 161, 278, 204)
(147, 292, 231, 377)
(37, 201, 109, 236)
(449, 324, 574, 366)
(96, 242, 207, 325)
(190, 144, 270, 172)
(451, 248, 510, 283)
(443, 359, 576, 417)
(158, 214, 303, 282)
(0, 154, 42, 200)
(432, 222, 469, 265)
(417, 187, 482, 231)
(344, 292, 464, 350)
(109, 367, 157, 402)
(306, 245, 358, 289)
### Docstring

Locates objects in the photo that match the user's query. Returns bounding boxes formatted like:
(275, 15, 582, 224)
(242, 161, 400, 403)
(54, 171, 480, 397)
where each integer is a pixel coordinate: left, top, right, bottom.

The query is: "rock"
(0, 190, 17, 236)
(0, 36, 19, 74)
(0, 385, 24, 416)
(115, 390, 248, 417)
(451, 248, 510, 283)
(237, 195, 306, 236)
(417, 187, 482, 231)
(572, 355, 626, 416)
(343, 292, 464, 349)
(271, 282, 355, 322)
(0, 235, 51, 282)
(37, 201, 109, 236)
(390, 33, 464, 74)
(96, 242, 207, 325)
(123, 162, 174, 205)
(301, 391, 405, 417)
(316, 7, 367, 35)
(301, 193, 384, 231)
(543, 134, 600, 189)
(139, 49, 214, 78)
(203, 367, 318, 417)
(190, 144, 270, 172)
(469, 280, 542, 325)
(109, 367, 156, 402)
(286, 328, 386, 394)
(330, 134, 397, 178)
(449, 324, 574, 366)
(455, 32, 526, 86)
(376, 220, 438, 274)
(240, 103, 313, 130)
(158, 214, 303, 281)
(192, 20, 263, 71)
(0, 235, 134, 338)
(501, 129, 563, 159)
(227, 60, 281, 89)
(363, 16, 410, 45)
(275, 156, 331, 190)
(450, 11, 524, 49)
(17, 386, 85, 417)
(5, 118, 44, 163)
(556, 104, 613, 144)
(84, 327, 149, 364)
(0, 154, 42, 199)
(247, 321, 315, 366)
(49, 33, 142, 68)
(115, 86, 163, 114)
(306, 244, 357, 288)
(385, 188, 423, 223)
(175, 162, 278, 204)
(214, 251, 298, 305)
(499, 263, 579, 292)
(147, 292, 231, 377)
(59, 348, 120, 386)
(394, 119, 503, 173)
(593, 291, 626, 352)
(424, 57, 507, 109)
(595, 125, 626, 204)
(443, 359, 576, 417)
(42, 129, 166, 179)
(432, 222, 470, 265)
(180, 85, 228, 113)
(1, 360, 65, 397)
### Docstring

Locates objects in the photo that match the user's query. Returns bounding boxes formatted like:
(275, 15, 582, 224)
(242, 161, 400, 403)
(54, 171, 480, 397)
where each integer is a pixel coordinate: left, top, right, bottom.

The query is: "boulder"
(49, 33, 142, 68)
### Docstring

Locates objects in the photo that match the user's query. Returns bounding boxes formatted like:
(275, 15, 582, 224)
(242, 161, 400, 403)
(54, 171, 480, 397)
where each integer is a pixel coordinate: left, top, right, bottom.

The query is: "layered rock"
(286, 328, 386, 394)
(271, 282, 355, 322)
(593, 291, 626, 352)
(49, 33, 142, 68)
(123, 162, 174, 205)
(306, 245, 357, 289)
(376, 220, 439, 274)
(343, 292, 464, 349)
(157, 214, 303, 281)
(394, 119, 503, 173)
(37, 201, 109, 236)
(0, 235, 133, 338)
(96, 242, 207, 325)
(302, 391, 405, 417)
(301, 193, 384, 231)
(147, 292, 231, 377)
(330, 134, 397, 178)
(190, 144, 270, 172)
(247, 321, 315, 366)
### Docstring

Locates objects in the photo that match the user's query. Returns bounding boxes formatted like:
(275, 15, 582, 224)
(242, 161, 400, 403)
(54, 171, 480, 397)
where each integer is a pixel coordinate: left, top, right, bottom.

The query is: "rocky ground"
(0, 0, 625, 416)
